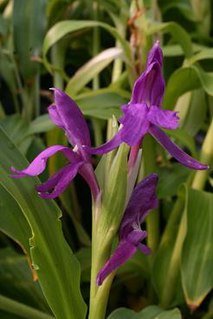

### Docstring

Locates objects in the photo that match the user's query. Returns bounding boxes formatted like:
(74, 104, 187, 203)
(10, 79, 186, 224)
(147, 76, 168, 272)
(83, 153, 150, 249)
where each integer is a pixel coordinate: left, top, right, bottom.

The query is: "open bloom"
(97, 173, 158, 286)
(86, 41, 208, 170)
(11, 89, 99, 199)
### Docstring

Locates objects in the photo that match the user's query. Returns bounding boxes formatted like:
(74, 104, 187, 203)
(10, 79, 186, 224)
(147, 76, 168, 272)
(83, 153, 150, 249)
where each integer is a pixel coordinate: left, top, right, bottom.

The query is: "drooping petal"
(130, 61, 165, 106)
(96, 240, 137, 286)
(149, 125, 209, 170)
(148, 105, 179, 130)
(11, 145, 74, 177)
(119, 103, 150, 146)
(84, 131, 122, 155)
(147, 40, 163, 67)
(51, 88, 91, 147)
(79, 163, 100, 199)
(120, 174, 158, 238)
(37, 161, 83, 199)
(97, 229, 149, 286)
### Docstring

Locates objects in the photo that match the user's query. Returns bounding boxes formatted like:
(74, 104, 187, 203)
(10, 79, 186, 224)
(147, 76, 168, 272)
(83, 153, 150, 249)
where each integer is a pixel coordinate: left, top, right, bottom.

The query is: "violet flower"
(97, 173, 158, 286)
(11, 89, 99, 199)
(86, 41, 208, 170)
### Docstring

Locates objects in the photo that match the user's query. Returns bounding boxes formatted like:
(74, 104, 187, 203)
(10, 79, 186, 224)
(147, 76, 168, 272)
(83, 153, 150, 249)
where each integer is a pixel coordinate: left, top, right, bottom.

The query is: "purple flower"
(86, 41, 208, 170)
(11, 89, 99, 199)
(96, 173, 158, 286)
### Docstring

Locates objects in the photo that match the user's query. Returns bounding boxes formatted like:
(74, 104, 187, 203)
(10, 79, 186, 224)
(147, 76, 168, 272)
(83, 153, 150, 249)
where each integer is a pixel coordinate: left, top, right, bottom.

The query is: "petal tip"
(96, 274, 103, 286)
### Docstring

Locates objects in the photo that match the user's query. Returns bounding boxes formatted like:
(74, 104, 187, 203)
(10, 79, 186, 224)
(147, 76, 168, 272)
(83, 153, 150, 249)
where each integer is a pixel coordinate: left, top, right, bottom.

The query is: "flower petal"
(84, 131, 122, 155)
(119, 103, 150, 146)
(138, 243, 151, 255)
(149, 126, 209, 170)
(148, 105, 179, 130)
(37, 161, 83, 199)
(48, 104, 65, 130)
(11, 145, 74, 177)
(127, 229, 151, 255)
(130, 61, 165, 106)
(52, 88, 91, 146)
(120, 174, 158, 238)
(147, 41, 163, 67)
(96, 240, 137, 286)
(127, 229, 147, 244)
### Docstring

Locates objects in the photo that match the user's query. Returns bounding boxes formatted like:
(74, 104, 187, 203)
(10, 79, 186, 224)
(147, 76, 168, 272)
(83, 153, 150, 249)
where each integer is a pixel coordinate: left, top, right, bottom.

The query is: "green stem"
(51, 44, 65, 89)
(158, 188, 186, 308)
(92, 0, 100, 91)
(91, 0, 104, 147)
(192, 118, 213, 190)
(34, 73, 40, 118)
(0, 294, 54, 319)
(89, 201, 114, 319)
(160, 209, 187, 307)
(140, 135, 160, 252)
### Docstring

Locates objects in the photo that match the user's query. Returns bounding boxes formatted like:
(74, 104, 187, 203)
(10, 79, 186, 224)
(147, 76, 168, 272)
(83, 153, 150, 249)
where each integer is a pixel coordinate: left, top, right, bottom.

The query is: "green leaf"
(187, 48, 213, 65)
(76, 248, 91, 282)
(152, 188, 186, 306)
(164, 65, 213, 109)
(157, 164, 190, 199)
(0, 248, 49, 313)
(75, 88, 128, 119)
(107, 305, 182, 319)
(0, 186, 31, 255)
(13, 0, 46, 79)
(164, 67, 200, 109)
(29, 115, 55, 135)
(181, 187, 213, 308)
(42, 20, 133, 76)
(180, 89, 207, 136)
(0, 294, 53, 319)
(107, 308, 135, 319)
(148, 22, 192, 58)
(0, 127, 87, 319)
(0, 115, 32, 154)
(66, 47, 123, 95)
(161, 1, 197, 22)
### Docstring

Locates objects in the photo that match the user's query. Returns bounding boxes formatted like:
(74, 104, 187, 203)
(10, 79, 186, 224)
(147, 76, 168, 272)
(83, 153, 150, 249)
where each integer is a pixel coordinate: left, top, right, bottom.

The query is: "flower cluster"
(11, 41, 208, 285)
(86, 41, 208, 170)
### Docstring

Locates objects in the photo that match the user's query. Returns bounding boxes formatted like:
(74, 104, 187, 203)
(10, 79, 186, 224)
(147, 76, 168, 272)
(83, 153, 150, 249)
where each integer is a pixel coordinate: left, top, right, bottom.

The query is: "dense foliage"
(0, 1, 212, 319)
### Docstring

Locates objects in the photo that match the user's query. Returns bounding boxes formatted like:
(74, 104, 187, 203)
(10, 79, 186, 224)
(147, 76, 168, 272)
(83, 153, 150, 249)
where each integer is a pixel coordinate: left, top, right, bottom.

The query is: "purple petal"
(120, 174, 158, 238)
(147, 41, 163, 67)
(127, 229, 147, 244)
(126, 229, 150, 255)
(138, 243, 151, 255)
(48, 104, 65, 130)
(130, 61, 165, 106)
(51, 88, 91, 147)
(149, 126, 209, 170)
(119, 103, 150, 146)
(96, 240, 137, 286)
(37, 161, 83, 199)
(148, 105, 179, 130)
(79, 163, 100, 199)
(84, 131, 122, 155)
(11, 145, 74, 177)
